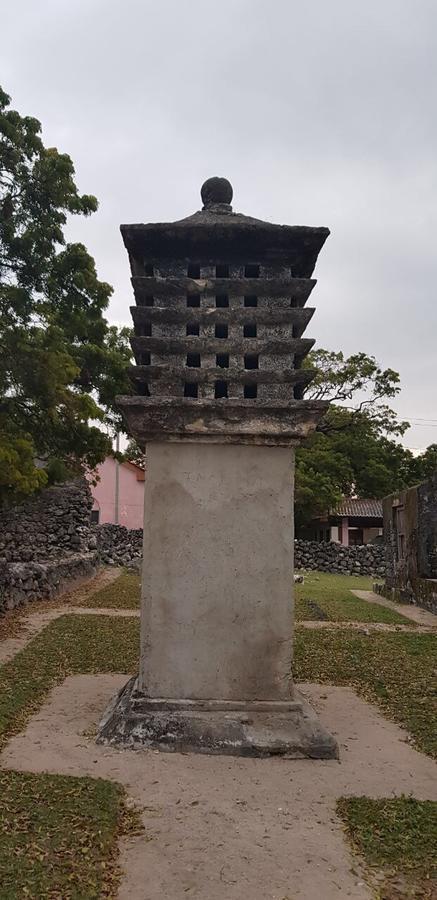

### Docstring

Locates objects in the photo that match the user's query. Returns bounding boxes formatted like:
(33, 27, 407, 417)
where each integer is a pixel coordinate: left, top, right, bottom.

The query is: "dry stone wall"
(294, 538, 386, 577)
(0, 480, 98, 613)
(94, 527, 386, 577)
(95, 524, 143, 568)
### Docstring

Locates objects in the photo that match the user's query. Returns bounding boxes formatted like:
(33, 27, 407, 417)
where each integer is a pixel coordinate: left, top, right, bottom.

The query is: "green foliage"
(293, 628, 437, 758)
(0, 614, 140, 750)
(294, 572, 412, 624)
(337, 796, 437, 898)
(124, 438, 146, 467)
(296, 349, 435, 526)
(0, 771, 129, 899)
(74, 571, 141, 609)
(0, 86, 132, 506)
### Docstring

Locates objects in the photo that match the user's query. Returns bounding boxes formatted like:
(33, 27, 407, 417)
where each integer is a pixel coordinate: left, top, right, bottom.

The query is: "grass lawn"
(75, 572, 141, 609)
(0, 607, 435, 896)
(0, 614, 140, 751)
(337, 796, 437, 899)
(71, 570, 414, 626)
(0, 770, 141, 899)
(294, 628, 437, 758)
(295, 572, 413, 624)
(0, 609, 434, 759)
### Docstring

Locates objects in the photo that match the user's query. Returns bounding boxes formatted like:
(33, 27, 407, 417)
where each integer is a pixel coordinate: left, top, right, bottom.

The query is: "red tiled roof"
(334, 498, 383, 518)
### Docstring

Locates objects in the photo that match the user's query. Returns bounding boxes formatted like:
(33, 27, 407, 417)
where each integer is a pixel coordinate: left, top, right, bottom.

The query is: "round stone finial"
(201, 176, 233, 209)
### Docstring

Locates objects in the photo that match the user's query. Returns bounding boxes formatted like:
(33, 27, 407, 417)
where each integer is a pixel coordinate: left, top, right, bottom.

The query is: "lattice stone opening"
(215, 380, 228, 398)
(184, 382, 198, 398)
(244, 322, 257, 338)
(122, 177, 329, 440)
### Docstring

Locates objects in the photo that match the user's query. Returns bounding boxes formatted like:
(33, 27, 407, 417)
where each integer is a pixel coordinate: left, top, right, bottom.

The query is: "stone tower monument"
(97, 177, 338, 758)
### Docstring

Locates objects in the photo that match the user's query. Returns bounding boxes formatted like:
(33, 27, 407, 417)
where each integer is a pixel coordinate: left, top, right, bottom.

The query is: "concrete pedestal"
(98, 442, 337, 758)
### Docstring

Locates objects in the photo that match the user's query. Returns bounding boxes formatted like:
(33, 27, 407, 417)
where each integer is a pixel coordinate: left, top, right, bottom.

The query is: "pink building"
(90, 457, 145, 530)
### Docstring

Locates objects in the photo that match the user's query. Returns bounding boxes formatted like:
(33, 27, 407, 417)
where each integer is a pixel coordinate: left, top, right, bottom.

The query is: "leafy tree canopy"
(0, 87, 132, 506)
(296, 349, 435, 528)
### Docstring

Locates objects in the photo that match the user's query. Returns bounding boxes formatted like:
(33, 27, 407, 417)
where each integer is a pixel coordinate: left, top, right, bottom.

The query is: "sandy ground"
(2, 674, 436, 900)
(297, 620, 436, 633)
(352, 589, 437, 627)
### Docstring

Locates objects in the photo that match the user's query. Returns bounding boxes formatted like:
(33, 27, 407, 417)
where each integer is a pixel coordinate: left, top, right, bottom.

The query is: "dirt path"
(0, 605, 139, 665)
(352, 589, 437, 627)
(2, 674, 436, 900)
(2, 603, 432, 667)
(0, 567, 125, 665)
(297, 619, 435, 633)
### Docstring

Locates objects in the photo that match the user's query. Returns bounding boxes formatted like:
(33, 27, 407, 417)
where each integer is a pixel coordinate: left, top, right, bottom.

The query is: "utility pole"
(114, 432, 120, 525)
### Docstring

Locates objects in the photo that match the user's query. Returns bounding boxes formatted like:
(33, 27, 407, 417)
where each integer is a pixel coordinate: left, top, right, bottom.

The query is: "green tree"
(124, 439, 146, 467)
(0, 87, 132, 506)
(295, 350, 431, 528)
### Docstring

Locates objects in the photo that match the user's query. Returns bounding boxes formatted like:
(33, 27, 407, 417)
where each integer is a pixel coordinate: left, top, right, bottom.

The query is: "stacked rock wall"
(95, 524, 143, 568)
(93, 528, 386, 578)
(0, 480, 98, 613)
(294, 539, 386, 577)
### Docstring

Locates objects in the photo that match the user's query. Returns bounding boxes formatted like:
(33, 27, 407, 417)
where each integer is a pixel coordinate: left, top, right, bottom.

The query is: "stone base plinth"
(96, 676, 339, 759)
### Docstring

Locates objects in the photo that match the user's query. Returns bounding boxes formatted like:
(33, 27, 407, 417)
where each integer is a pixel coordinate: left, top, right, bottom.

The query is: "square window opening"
(184, 382, 198, 398)
(244, 384, 258, 398)
(187, 294, 200, 307)
(216, 264, 229, 278)
(244, 295, 257, 307)
(244, 264, 259, 278)
(141, 323, 152, 337)
(187, 263, 201, 278)
(186, 353, 201, 368)
(186, 322, 199, 336)
(215, 322, 228, 338)
(244, 322, 257, 338)
(216, 353, 229, 369)
(90, 509, 100, 525)
(144, 296, 154, 307)
(216, 294, 229, 308)
(140, 352, 151, 365)
(244, 353, 259, 370)
(215, 380, 228, 398)
(144, 263, 154, 276)
(138, 382, 150, 397)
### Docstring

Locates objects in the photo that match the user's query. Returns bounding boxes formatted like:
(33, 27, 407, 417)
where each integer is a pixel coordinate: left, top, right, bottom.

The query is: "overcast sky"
(3, 0, 436, 450)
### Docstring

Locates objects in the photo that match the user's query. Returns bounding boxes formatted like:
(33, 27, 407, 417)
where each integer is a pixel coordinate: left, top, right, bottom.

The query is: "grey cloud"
(3, 0, 436, 449)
